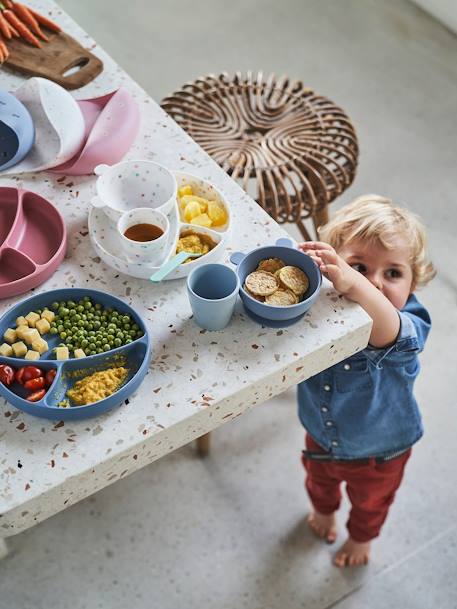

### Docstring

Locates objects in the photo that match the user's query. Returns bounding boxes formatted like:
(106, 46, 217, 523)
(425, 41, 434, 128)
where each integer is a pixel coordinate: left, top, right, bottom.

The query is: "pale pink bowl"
(0, 187, 67, 299)
(49, 87, 140, 176)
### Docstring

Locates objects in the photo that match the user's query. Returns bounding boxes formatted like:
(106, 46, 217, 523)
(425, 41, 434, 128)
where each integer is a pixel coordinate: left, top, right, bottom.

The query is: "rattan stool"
(161, 71, 359, 240)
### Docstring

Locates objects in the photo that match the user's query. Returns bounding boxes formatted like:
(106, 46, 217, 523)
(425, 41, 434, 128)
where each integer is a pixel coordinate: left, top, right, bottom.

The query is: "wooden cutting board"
(3, 30, 103, 90)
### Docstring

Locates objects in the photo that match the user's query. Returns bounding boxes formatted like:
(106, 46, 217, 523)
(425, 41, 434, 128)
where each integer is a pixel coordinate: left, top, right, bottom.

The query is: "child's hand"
(298, 241, 359, 296)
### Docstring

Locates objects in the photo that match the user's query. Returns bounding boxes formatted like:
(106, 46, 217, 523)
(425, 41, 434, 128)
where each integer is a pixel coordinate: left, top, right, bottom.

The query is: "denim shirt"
(297, 295, 431, 459)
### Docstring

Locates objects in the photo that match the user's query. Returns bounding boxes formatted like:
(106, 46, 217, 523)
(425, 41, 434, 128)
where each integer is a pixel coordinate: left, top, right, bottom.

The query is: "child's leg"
(335, 450, 412, 567)
(302, 435, 342, 543)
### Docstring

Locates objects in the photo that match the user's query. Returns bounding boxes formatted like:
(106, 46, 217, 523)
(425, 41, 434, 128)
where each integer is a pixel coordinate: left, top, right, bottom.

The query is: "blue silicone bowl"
(0, 90, 35, 171)
(230, 238, 322, 322)
(0, 288, 151, 420)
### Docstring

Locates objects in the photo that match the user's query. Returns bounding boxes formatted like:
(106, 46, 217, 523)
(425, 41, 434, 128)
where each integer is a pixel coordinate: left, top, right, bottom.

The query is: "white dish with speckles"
(88, 171, 231, 280)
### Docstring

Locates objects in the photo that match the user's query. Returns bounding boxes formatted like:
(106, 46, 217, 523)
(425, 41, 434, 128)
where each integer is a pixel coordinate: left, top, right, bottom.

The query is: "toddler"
(298, 194, 435, 567)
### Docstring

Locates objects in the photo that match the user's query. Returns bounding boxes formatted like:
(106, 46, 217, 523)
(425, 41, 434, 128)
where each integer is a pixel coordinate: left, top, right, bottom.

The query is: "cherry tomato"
(45, 369, 57, 387)
(0, 364, 15, 386)
(26, 389, 46, 402)
(15, 367, 25, 385)
(21, 366, 44, 382)
(24, 376, 46, 391)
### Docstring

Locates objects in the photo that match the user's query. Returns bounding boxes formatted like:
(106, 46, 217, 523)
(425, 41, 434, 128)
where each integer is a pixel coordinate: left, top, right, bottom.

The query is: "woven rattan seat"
(161, 71, 359, 239)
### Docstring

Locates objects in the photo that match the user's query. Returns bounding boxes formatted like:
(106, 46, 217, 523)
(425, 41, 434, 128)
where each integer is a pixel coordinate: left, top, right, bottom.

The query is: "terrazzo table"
(0, 0, 372, 558)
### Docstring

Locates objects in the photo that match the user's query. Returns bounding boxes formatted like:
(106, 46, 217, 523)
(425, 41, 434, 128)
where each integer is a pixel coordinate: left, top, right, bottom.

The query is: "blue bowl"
(0, 90, 35, 171)
(230, 238, 322, 322)
(0, 288, 151, 420)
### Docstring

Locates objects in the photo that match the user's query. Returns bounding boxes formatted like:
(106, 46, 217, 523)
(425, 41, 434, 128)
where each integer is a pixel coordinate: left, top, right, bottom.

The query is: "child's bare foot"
(306, 511, 337, 544)
(334, 537, 371, 567)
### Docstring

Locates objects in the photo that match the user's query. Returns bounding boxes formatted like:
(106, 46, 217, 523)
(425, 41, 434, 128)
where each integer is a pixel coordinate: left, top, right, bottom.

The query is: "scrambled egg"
(176, 231, 217, 263)
(67, 367, 128, 406)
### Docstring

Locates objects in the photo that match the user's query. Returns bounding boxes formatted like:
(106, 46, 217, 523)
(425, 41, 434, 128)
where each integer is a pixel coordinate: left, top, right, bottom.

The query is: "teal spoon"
(149, 251, 201, 282)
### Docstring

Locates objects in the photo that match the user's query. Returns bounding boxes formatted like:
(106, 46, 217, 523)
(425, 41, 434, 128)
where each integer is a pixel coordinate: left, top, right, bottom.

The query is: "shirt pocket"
(335, 359, 373, 393)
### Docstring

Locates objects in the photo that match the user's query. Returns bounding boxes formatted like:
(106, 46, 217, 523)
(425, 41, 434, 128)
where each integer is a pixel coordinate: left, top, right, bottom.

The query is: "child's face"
(338, 237, 414, 309)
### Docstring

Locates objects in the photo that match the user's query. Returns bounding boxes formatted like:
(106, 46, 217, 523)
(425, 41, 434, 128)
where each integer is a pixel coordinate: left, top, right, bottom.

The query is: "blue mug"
(187, 263, 240, 331)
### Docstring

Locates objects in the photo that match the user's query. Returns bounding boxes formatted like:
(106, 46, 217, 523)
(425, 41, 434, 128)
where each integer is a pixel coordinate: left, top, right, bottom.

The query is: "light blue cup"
(187, 263, 240, 331)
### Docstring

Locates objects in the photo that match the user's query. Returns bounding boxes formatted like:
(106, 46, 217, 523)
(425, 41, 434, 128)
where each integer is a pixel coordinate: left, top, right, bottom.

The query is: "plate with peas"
(0, 288, 151, 420)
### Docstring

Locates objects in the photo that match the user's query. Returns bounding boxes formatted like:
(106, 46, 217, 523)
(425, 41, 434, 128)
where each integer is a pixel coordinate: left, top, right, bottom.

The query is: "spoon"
(149, 251, 201, 282)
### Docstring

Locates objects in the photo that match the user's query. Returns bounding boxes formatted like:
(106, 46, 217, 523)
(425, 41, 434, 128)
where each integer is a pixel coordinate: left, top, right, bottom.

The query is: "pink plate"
(49, 87, 140, 176)
(0, 187, 67, 299)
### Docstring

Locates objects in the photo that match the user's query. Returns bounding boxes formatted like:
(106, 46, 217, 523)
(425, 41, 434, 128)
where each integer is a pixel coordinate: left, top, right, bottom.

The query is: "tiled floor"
(1, 0, 456, 607)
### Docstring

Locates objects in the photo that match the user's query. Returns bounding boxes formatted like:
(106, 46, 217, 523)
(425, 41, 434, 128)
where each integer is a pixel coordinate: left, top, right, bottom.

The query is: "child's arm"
(300, 242, 400, 348)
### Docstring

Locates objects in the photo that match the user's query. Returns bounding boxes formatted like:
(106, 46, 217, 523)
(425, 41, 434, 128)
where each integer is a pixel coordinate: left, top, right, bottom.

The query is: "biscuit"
(245, 271, 279, 296)
(257, 258, 286, 274)
(244, 284, 265, 302)
(278, 266, 309, 295)
(265, 289, 299, 306)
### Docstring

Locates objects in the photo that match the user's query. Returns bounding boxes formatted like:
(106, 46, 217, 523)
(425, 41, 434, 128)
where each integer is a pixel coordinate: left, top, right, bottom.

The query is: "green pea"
(114, 338, 122, 347)
(76, 305, 84, 313)
(103, 344, 111, 351)
(59, 307, 69, 317)
(63, 320, 71, 329)
(57, 324, 64, 332)
(93, 320, 101, 330)
(129, 330, 137, 338)
(81, 339, 88, 348)
(125, 338, 133, 344)
(84, 301, 92, 310)
(107, 334, 114, 342)
(60, 332, 67, 340)
(124, 323, 131, 331)
(50, 327, 58, 335)
(51, 301, 59, 310)
(83, 296, 91, 302)
(67, 301, 76, 309)
(95, 303, 102, 310)
(66, 343, 74, 351)
(132, 324, 139, 331)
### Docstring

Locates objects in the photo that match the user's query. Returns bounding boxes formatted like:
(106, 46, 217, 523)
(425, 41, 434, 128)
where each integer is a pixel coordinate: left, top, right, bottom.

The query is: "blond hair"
(318, 194, 436, 289)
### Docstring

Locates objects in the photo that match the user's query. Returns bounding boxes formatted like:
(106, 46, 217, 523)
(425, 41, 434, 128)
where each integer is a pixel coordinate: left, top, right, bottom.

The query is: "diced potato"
(31, 338, 48, 355)
(74, 349, 86, 358)
(180, 195, 208, 212)
(178, 185, 193, 198)
(16, 325, 31, 341)
(184, 200, 205, 222)
(12, 341, 27, 358)
(35, 318, 51, 335)
(3, 328, 17, 344)
(0, 343, 13, 357)
(55, 346, 69, 360)
(190, 213, 212, 228)
(23, 328, 40, 346)
(207, 200, 228, 226)
(25, 312, 40, 328)
(16, 316, 28, 327)
(25, 350, 40, 361)
(41, 310, 55, 324)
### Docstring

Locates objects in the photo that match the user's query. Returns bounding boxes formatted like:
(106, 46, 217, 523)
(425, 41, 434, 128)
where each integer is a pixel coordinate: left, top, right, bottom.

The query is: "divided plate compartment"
(0, 188, 67, 299)
(88, 171, 231, 280)
(0, 288, 151, 420)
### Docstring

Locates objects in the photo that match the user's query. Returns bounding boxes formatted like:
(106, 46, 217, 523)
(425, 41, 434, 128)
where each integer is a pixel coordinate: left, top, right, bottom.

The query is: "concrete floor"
(1, 0, 457, 607)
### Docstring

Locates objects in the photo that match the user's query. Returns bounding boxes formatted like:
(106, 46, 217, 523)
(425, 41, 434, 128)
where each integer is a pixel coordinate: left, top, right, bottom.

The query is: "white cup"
(117, 208, 169, 264)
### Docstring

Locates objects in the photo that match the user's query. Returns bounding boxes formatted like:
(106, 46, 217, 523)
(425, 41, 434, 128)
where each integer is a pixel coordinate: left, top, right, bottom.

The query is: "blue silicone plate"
(0, 288, 151, 420)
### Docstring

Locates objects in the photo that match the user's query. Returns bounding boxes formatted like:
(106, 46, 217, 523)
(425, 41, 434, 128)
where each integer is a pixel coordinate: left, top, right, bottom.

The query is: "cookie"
(257, 258, 286, 274)
(245, 271, 279, 296)
(244, 284, 265, 302)
(278, 266, 309, 295)
(265, 289, 299, 306)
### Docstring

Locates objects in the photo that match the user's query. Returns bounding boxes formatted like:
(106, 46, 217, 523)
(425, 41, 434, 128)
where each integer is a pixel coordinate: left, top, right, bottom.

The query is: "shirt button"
(321, 406, 328, 413)
(331, 440, 339, 447)
(344, 363, 351, 370)
(324, 384, 331, 392)
(325, 421, 333, 427)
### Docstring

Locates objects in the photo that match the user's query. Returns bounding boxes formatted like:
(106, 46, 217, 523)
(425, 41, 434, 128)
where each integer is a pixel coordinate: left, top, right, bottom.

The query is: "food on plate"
(277, 266, 309, 296)
(176, 230, 217, 263)
(66, 366, 128, 406)
(0, 364, 15, 386)
(24, 350, 40, 360)
(243, 258, 310, 307)
(245, 271, 279, 297)
(0, 363, 56, 401)
(3, 297, 144, 360)
(178, 185, 227, 228)
(257, 258, 285, 274)
(265, 289, 299, 306)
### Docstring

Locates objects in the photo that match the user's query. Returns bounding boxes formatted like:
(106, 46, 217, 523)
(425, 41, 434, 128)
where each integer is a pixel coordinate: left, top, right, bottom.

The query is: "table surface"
(0, 1, 371, 538)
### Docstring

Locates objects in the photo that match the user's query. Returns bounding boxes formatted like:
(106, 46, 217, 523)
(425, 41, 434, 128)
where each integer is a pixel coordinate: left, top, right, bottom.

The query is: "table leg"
(0, 538, 9, 560)
(196, 432, 211, 457)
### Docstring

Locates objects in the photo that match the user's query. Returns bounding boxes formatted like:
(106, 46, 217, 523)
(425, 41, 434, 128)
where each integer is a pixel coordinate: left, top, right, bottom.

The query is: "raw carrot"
(0, 12, 12, 38)
(27, 6, 61, 32)
(13, 3, 49, 41)
(3, 0, 14, 8)
(8, 22, 19, 37)
(0, 39, 9, 60)
(3, 9, 41, 47)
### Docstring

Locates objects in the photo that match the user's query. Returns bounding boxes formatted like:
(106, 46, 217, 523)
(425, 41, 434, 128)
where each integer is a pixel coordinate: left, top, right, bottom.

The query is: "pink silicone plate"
(0, 187, 67, 299)
(49, 87, 140, 176)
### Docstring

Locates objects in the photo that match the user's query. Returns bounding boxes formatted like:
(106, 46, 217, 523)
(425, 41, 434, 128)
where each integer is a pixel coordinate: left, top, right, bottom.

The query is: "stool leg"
(312, 205, 329, 235)
(196, 432, 211, 457)
(0, 538, 9, 560)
